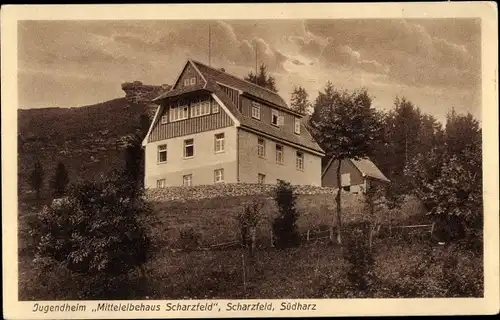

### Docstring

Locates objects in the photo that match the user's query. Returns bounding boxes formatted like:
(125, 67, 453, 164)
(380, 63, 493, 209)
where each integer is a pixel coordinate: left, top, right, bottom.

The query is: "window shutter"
(278, 115, 285, 126)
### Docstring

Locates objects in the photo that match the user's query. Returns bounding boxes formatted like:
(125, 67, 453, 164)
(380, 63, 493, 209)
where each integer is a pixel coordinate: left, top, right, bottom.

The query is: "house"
(321, 157, 390, 193)
(142, 59, 325, 188)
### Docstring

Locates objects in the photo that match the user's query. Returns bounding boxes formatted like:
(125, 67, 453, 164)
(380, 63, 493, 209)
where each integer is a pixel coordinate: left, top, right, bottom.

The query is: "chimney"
(220, 68, 225, 72)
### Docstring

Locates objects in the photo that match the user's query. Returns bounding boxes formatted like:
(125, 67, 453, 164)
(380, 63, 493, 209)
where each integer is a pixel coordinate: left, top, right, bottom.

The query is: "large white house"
(142, 59, 325, 188)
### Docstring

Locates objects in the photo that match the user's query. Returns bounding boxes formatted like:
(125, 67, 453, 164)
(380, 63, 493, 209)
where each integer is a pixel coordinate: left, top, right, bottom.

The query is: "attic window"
(294, 118, 301, 134)
(272, 110, 283, 126)
(161, 115, 168, 124)
(251, 102, 261, 119)
(190, 77, 196, 85)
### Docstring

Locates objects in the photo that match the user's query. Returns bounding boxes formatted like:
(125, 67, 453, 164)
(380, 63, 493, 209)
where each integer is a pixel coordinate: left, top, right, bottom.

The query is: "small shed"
(321, 157, 390, 193)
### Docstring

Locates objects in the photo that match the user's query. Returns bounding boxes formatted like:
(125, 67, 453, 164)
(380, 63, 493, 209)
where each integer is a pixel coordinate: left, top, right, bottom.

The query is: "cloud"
(303, 19, 479, 89)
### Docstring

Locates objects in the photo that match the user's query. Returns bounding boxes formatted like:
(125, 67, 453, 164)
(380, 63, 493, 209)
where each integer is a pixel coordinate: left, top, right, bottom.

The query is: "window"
(271, 109, 279, 126)
(294, 118, 301, 134)
(341, 173, 351, 187)
(183, 78, 190, 86)
(214, 168, 224, 183)
(170, 104, 189, 122)
(257, 138, 266, 157)
(156, 179, 166, 188)
(214, 133, 225, 153)
(184, 139, 194, 158)
(157, 144, 167, 163)
(258, 173, 266, 184)
(343, 186, 351, 192)
(161, 115, 168, 124)
(183, 174, 192, 186)
(190, 77, 196, 85)
(190, 99, 211, 118)
(276, 144, 284, 164)
(211, 99, 220, 113)
(251, 102, 261, 119)
(296, 151, 304, 170)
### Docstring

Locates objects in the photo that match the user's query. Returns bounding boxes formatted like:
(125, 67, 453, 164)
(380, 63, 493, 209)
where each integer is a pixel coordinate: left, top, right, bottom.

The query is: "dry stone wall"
(145, 183, 340, 202)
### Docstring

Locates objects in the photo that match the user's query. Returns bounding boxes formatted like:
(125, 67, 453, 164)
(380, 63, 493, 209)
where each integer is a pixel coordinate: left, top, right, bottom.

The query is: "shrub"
(30, 174, 151, 298)
(178, 227, 202, 251)
(29, 160, 45, 200)
(50, 162, 69, 198)
(343, 227, 375, 294)
(236, 200, 264, 255)
(272, 180, 301, 249)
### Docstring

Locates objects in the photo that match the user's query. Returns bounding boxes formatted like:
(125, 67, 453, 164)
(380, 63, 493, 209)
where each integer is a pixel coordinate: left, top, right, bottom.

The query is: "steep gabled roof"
(190, 59, 292, 113)
(148, 59, 324, 155)
(322, 157, 390, 182)
(351, 158, 390, 182)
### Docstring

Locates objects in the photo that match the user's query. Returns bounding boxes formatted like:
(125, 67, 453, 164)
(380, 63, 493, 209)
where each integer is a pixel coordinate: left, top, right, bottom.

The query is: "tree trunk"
(249, 226, 256, 257)
(335, 160, 343, 246)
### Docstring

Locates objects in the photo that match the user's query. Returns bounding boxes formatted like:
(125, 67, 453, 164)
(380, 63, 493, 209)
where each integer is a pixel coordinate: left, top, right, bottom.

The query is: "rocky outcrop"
(121, 81, 171, 105)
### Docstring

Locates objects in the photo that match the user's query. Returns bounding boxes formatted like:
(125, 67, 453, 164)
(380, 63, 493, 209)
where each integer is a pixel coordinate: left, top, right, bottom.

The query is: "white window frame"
(214, 133, 225, 153)
(214, 168, 224, 183)
(294, 118, 301, 134)
(211, 99, 220, 113)
(183, 78, 190, 86)
(156, 179, 166, 188)
(170, 103, 189, 122)
(251, 102, 261, 120)
(183, 174, 193, 186)
(190, 77, 196, 85)
(257, 138, 266, 158)
(157, 144, 167, 163)
(161, 115, 168, 124)
(190, 98, 211, 118)
(184, 138, 194, 158)
(271, 109, 279, 126)
(276, 144, 284, 164)
(258, 173, 266, 184)
(296, 151, 304, 171)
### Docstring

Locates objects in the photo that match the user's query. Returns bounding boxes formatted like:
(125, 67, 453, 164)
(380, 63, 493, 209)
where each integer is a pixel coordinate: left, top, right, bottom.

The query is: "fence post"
(241, 253, 247, 295)
(307, 230, 310, 242)
(270, 230, 274, 247)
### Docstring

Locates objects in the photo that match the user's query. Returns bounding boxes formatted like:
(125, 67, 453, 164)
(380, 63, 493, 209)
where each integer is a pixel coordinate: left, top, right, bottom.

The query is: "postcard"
(2, 2, 499, 319)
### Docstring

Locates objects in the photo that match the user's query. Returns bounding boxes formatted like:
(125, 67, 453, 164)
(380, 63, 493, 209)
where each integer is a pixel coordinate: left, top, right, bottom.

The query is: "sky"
(18, 19, 481, 123)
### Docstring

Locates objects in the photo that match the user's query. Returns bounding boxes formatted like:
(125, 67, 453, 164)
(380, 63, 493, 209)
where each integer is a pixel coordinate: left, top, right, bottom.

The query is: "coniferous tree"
(272, 180, 301, 249)
(51, 162, 69, 198)
(290, 85, 310, 114)
(245, 64, 278, 92)
(29, 160, 45, 200)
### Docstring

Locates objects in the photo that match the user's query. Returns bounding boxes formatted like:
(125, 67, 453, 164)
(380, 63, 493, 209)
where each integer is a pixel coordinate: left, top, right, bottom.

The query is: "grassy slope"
(18, 98, 146, 205)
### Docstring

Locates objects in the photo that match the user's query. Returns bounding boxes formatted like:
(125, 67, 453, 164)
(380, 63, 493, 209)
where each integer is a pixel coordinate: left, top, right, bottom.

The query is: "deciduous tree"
(309, 84, 383, 246)
(290, 85, 310, 114)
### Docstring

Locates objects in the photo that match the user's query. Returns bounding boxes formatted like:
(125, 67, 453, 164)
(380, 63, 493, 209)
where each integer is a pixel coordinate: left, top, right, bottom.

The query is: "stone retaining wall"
(145, 183, 339, 202)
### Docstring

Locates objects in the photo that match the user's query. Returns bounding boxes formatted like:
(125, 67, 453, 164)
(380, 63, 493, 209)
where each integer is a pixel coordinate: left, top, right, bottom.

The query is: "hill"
(18, 97, 150, 202)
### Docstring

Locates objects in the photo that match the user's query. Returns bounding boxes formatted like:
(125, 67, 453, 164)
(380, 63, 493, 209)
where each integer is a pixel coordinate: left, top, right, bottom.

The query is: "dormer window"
(294, 117, 301, 134)
(271, 110, 279, 126)
(251, 102, 261, 119)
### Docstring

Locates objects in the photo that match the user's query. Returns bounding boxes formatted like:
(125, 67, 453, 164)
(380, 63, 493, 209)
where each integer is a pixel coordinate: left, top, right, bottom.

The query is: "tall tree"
(51, 162, 69, 198)
(445, 109, 481, 170)
(29, 160, 45, 200)
(245, 64, 278, 92)
(289, 86, 310, 114)
(309, 84, 383, 245)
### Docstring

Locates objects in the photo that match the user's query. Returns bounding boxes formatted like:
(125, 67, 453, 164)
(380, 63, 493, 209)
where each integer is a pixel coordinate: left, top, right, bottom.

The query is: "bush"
(30, 174, 151, 298)
(343, 228, 376, 294)
(272, 180, 301, 249)
(177, 227, 202, 251)
(236, 200, 264, 251)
